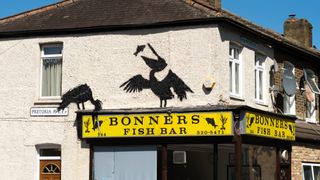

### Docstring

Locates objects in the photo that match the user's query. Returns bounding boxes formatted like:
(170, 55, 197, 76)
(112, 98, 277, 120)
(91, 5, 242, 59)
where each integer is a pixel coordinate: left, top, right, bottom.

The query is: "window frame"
(40, 44, 63, 99)
(229, 44, 243, 99)
(304, 69, 320, 94)
(254, 53, 265, 103)
(303, 69, 318, 123)
(306, 92, 316, 123)
(283, 61, 296, 115)
(302, 163, 320, 180)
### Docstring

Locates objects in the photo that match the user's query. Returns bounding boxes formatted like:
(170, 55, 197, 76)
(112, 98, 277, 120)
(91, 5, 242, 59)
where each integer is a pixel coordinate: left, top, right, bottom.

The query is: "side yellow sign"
(81, 112, 233, 138)
(241, 111, 295, 141)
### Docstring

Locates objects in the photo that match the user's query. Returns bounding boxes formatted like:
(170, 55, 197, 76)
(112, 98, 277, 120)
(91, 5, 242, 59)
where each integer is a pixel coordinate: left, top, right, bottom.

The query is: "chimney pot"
(289, 14, 296, 18)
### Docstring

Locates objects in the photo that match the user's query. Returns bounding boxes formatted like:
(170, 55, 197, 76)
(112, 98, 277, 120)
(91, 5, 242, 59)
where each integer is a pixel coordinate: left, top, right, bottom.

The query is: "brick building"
(273, 15, 320, 180)
(0, 0, 319, 180)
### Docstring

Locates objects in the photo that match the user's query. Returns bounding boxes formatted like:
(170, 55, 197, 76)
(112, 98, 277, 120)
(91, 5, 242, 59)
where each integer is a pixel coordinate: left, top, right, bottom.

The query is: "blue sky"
(0, 0, 319, 48)
(223, 0, 320, 48)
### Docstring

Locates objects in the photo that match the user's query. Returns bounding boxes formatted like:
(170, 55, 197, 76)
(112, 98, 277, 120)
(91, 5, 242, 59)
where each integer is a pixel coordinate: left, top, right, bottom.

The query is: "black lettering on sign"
(121, 116, 131, 126)
(177, 115, 187, 124)
(164, 116, 173, 124)
(149, 116, 159, 125)
(160, 128, 167, 134)
(134, 116, 144, 125)
(179, 127, 187, 134)
(191, 115, 200, 124)
(109, 117, 118, 126)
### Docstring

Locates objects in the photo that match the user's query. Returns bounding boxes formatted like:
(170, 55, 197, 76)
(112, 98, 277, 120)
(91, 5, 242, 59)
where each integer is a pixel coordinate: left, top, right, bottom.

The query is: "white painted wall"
(0, 24, 274, 179)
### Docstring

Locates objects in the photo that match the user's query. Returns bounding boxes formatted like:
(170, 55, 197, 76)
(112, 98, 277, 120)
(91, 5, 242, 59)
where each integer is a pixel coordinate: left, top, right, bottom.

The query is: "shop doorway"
(38, 147, 61, 180)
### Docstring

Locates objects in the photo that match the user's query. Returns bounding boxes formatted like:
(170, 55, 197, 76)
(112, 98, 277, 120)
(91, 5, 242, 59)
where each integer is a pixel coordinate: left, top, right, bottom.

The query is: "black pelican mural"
(57, 84, 102, 111)
(120, 43, 193, 107)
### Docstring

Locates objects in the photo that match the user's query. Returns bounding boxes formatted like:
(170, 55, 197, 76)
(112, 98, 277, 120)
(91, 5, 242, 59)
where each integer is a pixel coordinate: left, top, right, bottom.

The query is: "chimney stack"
(207, 0, 221, 10)
(284, 14, 313, 47)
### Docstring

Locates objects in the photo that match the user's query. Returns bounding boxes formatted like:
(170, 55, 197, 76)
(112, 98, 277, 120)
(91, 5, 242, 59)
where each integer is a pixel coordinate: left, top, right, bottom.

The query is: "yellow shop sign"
(241, 111, 295, 141)
(81, 111, 233, 138)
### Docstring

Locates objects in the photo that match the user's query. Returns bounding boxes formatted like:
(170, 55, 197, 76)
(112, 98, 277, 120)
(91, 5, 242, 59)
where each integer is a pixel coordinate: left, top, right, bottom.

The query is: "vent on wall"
(173, 151, 187, 164)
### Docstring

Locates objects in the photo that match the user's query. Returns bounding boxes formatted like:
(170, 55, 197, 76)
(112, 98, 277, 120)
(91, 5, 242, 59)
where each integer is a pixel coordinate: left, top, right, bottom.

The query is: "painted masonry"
(0, 0, 320, 180)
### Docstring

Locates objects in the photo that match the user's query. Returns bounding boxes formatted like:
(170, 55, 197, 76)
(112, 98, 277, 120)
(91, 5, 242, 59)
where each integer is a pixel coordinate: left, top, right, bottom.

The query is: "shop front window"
(241, 144, 276, 180)
(168, 144, 216, 180)
(93, 146, 157, 180)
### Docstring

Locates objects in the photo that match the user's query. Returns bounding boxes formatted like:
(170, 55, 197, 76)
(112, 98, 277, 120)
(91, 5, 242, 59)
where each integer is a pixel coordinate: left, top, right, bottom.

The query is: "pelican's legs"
(160, 99, 167, 107)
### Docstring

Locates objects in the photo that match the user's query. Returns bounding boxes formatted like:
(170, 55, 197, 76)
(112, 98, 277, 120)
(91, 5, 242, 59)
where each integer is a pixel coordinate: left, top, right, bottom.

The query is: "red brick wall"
(274, 49, 319, 121)
(292, 143, 320, 180)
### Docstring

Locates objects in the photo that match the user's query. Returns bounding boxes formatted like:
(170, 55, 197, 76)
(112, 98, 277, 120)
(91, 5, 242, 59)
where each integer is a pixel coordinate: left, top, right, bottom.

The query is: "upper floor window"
(283, 61, 295, 115)
(304, 69, 319, 122)
(255, 54, 265, 102)
(41, 44, 63, 98)
(229, 44, 242, 97)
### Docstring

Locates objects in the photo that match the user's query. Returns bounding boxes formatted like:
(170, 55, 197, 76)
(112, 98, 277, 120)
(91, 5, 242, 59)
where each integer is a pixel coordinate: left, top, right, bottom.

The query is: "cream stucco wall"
(0, 24, 275, 179)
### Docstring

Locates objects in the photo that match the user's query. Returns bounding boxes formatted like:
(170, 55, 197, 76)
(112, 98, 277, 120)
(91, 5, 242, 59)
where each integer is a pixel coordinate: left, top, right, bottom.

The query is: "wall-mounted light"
(280, 149, 289, 162)
(203, 76, 216, 89)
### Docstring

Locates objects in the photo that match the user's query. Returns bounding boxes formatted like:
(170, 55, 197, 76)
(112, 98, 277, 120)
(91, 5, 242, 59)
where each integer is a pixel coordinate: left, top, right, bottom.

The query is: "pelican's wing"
(120, 75, 150, 93)
(163, 70, 194, 101)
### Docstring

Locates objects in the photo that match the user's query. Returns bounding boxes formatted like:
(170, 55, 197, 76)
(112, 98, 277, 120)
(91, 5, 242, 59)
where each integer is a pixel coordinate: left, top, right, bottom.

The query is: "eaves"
(0, 17, 319, 62)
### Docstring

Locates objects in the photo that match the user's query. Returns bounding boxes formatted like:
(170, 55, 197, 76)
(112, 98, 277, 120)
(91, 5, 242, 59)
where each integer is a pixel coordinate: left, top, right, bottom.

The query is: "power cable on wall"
(0, 40, 23, 55)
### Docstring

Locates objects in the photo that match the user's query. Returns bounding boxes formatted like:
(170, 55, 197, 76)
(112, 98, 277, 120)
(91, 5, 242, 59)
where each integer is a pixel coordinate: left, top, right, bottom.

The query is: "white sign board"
(30, 107, 68, 117)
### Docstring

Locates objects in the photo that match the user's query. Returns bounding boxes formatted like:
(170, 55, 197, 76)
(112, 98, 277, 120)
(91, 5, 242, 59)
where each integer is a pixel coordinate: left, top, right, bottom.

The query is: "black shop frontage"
(76, 105, 296, 180)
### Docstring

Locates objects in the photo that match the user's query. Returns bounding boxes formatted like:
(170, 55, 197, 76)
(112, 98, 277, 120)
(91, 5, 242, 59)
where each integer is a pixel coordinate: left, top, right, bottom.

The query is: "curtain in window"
(42, 58, 62, 96)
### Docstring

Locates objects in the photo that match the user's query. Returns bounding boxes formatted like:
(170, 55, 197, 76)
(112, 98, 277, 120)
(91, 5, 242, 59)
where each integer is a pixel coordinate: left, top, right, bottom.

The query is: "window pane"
(255, 70, 257, 99)
(255, 58, 260, 66)
(259, 71, 263, 100)
(242, 144, 276, 180)
(229, 61, 232, 92)
(234, 49, 239, 60)
(229, 48, 233, 57)
(40, 149, 61, 156)
(42, 58, 62, 96)
(303, 165, 312, 180)
(44, 46, 62, 55)
(314, 166, 320, 180)
(235, 63, 239, 94)
(93, 146, 157, 180)
(168, 144, 214, 180)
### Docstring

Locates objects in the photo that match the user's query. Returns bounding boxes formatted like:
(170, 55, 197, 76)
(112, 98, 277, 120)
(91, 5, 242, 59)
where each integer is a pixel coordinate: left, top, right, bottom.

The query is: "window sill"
(306, 118, 318, 124)
(230, 94, 245, 101)
(34, 99, 62, 106)
(255, 100, 268, 107)
(284, 112, 296, 116)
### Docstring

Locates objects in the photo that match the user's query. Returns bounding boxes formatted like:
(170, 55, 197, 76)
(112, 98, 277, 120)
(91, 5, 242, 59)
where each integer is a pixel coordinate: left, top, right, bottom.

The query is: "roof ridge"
(0, 0, 78, 24)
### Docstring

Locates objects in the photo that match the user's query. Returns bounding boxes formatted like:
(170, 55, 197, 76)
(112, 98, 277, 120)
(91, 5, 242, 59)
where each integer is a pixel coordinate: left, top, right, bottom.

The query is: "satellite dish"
(282, 64, 296, 96)
(304, 69, 320, 94)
